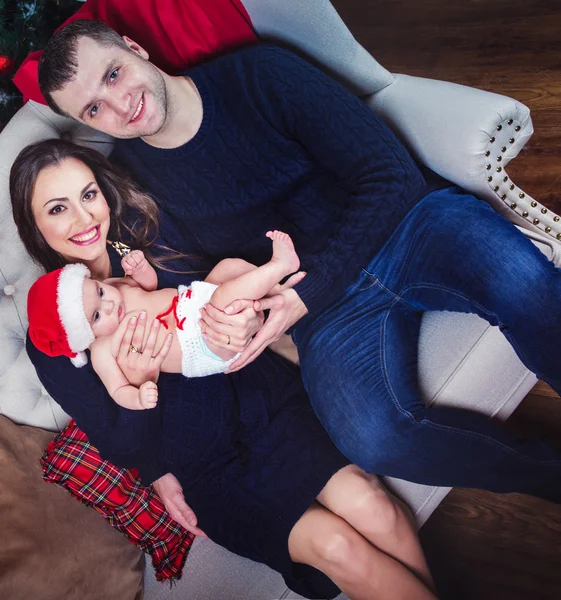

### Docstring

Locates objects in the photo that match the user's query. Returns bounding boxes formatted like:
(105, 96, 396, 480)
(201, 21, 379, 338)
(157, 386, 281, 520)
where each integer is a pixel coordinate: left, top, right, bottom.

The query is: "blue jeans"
(294, 187, 561, 502)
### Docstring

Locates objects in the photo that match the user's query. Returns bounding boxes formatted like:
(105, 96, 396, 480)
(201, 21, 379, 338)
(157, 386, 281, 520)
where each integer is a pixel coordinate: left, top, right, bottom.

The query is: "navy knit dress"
(28, 244, 348, 599)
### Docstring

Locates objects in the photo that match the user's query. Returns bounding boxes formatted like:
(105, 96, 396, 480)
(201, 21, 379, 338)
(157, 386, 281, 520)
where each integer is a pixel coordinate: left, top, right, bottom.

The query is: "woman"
(11, 139, 437, 600)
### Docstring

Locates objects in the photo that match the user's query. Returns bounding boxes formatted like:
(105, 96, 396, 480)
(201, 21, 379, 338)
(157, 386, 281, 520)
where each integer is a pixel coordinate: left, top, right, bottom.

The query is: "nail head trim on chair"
(482, 116, 561, 241)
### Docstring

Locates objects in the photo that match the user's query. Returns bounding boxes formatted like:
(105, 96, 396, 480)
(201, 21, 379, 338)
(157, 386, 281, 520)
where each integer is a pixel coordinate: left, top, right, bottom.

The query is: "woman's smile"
(69, 224, 101, 245)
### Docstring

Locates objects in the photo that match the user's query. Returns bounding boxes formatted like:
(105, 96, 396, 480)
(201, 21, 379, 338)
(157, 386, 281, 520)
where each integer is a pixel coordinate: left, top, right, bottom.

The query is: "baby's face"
(82, 277, 126, 337)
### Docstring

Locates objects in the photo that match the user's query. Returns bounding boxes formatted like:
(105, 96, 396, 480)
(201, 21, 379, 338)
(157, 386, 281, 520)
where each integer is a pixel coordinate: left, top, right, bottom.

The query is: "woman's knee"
(290, 505, 364, 572)
(346, 472, 401, 535)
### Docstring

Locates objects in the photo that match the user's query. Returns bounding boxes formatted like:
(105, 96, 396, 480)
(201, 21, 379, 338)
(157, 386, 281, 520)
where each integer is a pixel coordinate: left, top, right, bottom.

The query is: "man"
(38, 20, 561, 513)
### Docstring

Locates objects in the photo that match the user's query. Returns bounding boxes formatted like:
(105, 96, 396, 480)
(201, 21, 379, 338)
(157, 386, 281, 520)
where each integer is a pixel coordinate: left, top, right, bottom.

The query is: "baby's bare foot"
(266, 230, 300, 274)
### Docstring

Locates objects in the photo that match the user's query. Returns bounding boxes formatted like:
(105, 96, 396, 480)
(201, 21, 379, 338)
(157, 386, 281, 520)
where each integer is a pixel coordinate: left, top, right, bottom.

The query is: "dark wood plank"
(332, 0, 561, 215)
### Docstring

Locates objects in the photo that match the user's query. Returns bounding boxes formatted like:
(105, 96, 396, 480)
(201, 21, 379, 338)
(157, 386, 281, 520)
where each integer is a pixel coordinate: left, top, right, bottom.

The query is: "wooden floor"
(330, 1, 561, 598)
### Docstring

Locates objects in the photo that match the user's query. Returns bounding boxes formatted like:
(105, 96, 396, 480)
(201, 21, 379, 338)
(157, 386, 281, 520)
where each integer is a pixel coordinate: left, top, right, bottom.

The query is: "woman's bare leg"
(288, 502, 437, 600)
(317, 464, 435, 592)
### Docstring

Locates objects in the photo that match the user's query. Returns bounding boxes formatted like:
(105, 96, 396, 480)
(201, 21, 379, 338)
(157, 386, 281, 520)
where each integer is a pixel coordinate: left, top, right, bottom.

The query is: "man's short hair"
(38, 20, 130, 116)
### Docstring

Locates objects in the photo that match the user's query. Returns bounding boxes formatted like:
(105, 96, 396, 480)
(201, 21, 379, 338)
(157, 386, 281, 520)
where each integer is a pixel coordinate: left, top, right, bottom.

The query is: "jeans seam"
(378, 286, 561, 465)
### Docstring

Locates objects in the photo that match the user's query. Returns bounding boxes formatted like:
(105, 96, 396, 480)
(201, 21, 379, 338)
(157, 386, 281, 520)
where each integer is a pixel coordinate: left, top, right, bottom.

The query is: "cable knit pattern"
(113, 44, 429, 318)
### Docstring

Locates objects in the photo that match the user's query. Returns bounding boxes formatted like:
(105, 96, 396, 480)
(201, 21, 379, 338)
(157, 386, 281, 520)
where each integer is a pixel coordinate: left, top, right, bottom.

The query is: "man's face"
(51, 37, 168, 139)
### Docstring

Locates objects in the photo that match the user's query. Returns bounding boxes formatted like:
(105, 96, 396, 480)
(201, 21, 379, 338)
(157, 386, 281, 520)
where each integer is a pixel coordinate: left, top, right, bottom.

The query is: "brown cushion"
(0, 416, 144, 600)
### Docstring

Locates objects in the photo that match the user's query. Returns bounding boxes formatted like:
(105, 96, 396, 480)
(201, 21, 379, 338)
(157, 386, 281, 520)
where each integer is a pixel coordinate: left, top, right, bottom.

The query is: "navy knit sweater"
(113, 44, 430, 319)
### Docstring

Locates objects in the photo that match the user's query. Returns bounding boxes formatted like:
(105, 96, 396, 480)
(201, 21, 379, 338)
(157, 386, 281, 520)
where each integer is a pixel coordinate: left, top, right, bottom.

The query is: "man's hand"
(152, 473, 207, 537)
(121, 250, 149, 277)
(199, 301, 264, 353)
(139, 381, 158, 409)
(227, 288, 308, 372)
(116, 312, 173, 387)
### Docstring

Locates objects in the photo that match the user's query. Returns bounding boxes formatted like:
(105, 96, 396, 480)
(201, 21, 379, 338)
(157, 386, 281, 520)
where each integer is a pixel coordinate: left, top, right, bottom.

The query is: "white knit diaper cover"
(175, 281, 239, 378)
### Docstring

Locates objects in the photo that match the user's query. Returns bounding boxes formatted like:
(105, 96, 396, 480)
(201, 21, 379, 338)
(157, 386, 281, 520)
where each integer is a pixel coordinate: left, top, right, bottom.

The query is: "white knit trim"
(70, 351, 88, 368)
(57, 263, 95, 354)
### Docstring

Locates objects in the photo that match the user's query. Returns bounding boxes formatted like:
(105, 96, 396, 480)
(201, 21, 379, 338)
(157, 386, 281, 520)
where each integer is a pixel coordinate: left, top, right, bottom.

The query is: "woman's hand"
(116, 312, 173, 387)
(199, 301, 264, 353)
(152, 473, 207, 537)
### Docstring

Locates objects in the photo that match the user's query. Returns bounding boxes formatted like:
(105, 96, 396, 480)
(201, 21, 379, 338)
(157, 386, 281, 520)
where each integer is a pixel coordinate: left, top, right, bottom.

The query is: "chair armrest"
(364, 74, 532, 190)
(365, 74, 561, 245)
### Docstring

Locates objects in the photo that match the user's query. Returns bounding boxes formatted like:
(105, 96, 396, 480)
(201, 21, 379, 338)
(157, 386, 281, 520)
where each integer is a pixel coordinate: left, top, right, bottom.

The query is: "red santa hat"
(27, 263, 94, 368)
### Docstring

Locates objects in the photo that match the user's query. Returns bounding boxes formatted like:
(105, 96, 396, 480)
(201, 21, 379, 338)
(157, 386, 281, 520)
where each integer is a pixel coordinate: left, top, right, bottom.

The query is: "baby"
(28, 231, 302, 410)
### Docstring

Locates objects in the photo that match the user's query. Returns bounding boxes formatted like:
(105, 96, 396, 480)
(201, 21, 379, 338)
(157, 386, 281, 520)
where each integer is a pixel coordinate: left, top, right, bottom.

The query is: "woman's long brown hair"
(10, 139, 191, 274)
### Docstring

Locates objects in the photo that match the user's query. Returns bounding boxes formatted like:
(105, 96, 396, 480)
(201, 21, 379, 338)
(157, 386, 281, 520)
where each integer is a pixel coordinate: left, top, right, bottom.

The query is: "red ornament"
(0, 55, 15, 76)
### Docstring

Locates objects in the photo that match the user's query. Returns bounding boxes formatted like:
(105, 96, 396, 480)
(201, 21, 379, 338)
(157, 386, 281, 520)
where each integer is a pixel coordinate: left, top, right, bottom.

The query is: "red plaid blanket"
(41, 420, 195, 582)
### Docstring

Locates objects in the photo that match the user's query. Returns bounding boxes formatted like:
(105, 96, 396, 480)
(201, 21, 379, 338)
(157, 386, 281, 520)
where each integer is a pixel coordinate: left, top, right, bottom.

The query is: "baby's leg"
(210, 231, 300, 311)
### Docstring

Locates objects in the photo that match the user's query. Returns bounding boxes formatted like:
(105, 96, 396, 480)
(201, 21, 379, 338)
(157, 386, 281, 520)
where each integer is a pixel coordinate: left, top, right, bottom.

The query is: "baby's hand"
(139, 381, 158, 409)
(122, 250, 148, 277)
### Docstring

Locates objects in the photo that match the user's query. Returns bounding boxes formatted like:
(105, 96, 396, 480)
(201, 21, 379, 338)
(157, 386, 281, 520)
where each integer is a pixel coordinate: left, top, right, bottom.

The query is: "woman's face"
(31, 158, 111, 264)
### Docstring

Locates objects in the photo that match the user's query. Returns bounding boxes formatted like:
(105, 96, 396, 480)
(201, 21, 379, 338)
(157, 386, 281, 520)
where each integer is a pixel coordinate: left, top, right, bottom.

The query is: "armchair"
(1, 1, 559, 598)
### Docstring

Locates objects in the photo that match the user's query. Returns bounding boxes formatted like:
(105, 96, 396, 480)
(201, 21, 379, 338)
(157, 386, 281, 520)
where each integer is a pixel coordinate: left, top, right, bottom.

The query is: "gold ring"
(129, 344, 141, 354)
(226, 335, 231, 345)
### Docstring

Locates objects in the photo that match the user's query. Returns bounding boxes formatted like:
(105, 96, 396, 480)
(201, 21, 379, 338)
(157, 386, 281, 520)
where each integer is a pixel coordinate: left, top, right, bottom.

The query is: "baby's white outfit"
(175, 281, 239, 378)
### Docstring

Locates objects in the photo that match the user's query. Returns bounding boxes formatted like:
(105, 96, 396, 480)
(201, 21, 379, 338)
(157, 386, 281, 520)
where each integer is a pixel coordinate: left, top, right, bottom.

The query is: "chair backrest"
(0, 102, 111, 430)
(241, 0, 394, 96)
